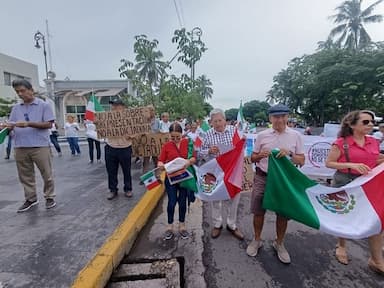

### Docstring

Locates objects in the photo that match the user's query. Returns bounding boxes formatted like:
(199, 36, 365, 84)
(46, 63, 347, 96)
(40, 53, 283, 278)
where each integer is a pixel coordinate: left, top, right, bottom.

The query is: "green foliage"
(225, 100, 270, 123)
(119, 30, 212, 120)
(267, 48, 384, 126)
(0, 98, 16, 117)
(172, 28, 207, 69)
(327, 0, 384, 50)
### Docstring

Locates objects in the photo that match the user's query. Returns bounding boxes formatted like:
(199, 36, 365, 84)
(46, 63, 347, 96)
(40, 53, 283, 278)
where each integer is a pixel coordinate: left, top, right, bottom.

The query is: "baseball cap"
(268, 104, 290, 116)
(109, 98, 125, 106)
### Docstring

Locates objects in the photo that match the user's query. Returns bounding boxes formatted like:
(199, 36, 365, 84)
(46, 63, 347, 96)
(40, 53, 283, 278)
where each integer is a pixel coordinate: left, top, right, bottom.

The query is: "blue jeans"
(50, 134, 61, 153)
(67, 137, 80, 155)
(165, 177, 188, 224)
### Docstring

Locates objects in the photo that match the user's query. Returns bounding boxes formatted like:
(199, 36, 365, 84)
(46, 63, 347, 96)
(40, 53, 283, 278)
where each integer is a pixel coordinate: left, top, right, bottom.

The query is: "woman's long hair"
(338, 110, 375, 138)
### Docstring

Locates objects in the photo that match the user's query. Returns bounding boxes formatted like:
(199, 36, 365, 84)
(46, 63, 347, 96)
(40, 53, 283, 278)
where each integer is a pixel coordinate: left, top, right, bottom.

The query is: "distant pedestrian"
(373, 123, 384, 153)
(141, 106, 160, 183)
(159, 112, 171, 133)
(4, 129, 12, 159)
(85, 120, 101, 163)
(3, 79, 56, 212)
(49, 122, 62, 156)
(64, 115, 81, 156)
(104, 99, 133, 199)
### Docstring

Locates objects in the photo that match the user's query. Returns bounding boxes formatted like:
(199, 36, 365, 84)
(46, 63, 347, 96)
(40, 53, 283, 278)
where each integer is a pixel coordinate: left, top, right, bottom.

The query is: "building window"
(4, 72, 11, 86)
(3, 72, 32, 86)
(66, 105, 86, 123)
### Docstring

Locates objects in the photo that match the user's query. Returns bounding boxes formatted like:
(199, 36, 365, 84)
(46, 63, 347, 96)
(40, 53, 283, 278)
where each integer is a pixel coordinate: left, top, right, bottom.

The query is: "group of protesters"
(2, 79, 384, 275)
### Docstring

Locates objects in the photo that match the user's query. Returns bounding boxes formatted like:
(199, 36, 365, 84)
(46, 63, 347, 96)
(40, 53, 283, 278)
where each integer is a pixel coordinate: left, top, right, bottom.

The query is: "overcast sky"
(1, 0, 384, 110)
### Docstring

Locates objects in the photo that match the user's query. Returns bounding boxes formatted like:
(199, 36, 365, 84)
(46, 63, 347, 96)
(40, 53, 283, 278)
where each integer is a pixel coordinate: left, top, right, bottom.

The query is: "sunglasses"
(24, 113, 30, 121)
(361, 119, 374, 125)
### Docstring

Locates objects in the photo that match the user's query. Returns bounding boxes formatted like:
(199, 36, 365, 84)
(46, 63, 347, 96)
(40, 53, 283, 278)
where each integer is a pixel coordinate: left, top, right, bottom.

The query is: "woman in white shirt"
(64, 115, 81, 156)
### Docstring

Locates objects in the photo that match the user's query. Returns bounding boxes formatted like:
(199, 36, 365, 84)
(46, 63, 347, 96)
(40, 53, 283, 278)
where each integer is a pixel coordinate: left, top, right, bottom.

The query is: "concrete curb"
(71, 179, 164, 288)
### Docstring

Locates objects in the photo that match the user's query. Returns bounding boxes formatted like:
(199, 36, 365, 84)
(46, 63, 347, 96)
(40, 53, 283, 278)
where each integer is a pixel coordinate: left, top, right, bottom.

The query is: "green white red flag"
(85, 94, 104, 121)
(263, 150, 384, 239)
(195, 139, 245, 201)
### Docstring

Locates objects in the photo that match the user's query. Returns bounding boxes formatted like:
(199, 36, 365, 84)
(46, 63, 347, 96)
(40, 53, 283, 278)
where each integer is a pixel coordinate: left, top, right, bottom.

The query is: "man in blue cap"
(246, 103, 305, 264)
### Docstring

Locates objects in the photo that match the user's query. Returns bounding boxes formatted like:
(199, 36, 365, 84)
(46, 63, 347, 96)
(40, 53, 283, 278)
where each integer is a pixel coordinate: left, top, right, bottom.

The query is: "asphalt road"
(202, 192, 384, 288)
(0, 144, 147, 288)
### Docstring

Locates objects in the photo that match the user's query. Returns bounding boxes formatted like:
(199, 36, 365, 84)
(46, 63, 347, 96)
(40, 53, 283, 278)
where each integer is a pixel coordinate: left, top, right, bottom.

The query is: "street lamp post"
(34, 31, 48, 80)
(190, 27, 202, 81)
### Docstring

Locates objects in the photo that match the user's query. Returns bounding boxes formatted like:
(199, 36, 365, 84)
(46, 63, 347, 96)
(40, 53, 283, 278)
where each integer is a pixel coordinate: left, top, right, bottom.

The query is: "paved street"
(202, 192, 384, 288)
(0, 145, 146, 288)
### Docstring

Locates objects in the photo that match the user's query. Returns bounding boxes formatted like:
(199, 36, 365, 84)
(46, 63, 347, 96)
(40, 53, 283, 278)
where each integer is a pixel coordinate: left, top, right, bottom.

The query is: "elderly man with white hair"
(199, 108, 244, 240)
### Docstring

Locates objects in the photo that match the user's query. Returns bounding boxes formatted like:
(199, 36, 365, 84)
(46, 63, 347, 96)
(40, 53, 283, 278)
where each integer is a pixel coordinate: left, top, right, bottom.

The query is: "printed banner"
(132, 133, 170, 157)
(243, 133, 336, 179)
(95, 106, 152, 138)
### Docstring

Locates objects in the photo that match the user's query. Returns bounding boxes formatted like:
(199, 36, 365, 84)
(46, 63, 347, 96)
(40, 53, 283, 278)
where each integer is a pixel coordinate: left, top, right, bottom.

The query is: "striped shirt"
(199, 125, 235, 161)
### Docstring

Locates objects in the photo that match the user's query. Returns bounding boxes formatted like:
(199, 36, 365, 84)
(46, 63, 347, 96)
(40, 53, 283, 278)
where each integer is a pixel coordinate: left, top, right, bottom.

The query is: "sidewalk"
(0, 146, 147, 288)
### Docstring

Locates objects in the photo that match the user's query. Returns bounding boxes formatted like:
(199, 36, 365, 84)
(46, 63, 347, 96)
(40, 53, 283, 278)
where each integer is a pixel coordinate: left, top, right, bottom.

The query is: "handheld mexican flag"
(140, 169, 161, 191)
(233, 101, 244, 145)
(0, 128, 8, 144)
(195, 139, 245, 201)
(194, 120, 211, 148)
(85, 94, 104, 121)
(263, 150, 384, 239)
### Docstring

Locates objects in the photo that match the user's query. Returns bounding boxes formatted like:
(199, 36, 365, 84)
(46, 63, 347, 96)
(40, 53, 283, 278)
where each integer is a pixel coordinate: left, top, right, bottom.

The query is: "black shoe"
(46, 199, 56, 209)
(17, 200, 39, 213)
(107, 192, 118, 200)
(139, 181, 144, 185)
(4, 156, 10, 160)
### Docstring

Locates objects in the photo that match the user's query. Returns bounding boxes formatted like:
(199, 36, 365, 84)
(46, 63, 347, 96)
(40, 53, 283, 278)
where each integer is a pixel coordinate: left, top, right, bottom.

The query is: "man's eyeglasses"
(24, 113, 30, 121)
(362, 119, 374, 125)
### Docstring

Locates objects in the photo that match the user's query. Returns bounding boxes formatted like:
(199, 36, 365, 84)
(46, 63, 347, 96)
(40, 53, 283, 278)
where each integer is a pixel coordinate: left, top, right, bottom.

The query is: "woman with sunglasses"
(158, 122, 196, 240)
(326, 110, 384, 274)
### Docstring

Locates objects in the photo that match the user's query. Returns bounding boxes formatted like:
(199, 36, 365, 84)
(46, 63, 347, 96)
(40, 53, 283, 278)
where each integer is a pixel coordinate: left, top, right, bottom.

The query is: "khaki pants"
(15, 147, 55, 201)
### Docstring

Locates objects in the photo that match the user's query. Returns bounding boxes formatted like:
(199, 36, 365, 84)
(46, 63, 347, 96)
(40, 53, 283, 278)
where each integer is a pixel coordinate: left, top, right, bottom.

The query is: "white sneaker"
(246, 239, 263, 257)
(272, 240, 291, 264)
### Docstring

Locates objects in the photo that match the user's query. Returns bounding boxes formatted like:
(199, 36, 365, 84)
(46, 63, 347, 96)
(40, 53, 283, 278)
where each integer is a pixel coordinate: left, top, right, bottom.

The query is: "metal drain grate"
(107, 257, 184, 288)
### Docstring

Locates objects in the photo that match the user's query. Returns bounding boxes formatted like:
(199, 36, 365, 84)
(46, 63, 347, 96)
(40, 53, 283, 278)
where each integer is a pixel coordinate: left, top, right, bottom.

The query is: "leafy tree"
(328, 0, 384, 50)
(119, 35, 168, 105)
(268, 48, 384, 126)
(0, 98, 16, 117)
(172, 27, 207, 80)
(225, 108, 238, 121)
(194, 75, 213, 100)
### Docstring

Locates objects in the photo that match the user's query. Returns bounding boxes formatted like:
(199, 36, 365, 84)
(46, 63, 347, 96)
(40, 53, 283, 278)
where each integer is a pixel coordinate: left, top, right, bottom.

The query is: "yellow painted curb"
(71, 178, 164, 288)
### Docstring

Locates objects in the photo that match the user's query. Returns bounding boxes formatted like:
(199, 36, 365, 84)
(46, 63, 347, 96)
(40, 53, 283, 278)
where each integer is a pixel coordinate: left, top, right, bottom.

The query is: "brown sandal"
(335, 245, 349, 265)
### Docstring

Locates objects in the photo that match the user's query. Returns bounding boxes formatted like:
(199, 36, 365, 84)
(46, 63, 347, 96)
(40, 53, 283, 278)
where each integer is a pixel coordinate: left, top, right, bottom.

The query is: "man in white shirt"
(159, 112, 172, 133)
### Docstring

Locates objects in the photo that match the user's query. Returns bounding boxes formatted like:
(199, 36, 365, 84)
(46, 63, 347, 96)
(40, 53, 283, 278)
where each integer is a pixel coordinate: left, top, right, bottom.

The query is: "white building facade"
(0, 52, 40, 101)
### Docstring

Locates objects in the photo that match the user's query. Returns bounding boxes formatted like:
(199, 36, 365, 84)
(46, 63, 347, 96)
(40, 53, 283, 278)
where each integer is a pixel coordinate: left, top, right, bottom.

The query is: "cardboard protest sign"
(242, 157, 254, 192)
(132, 133, 170, 157)
(95, 106, 152, 138)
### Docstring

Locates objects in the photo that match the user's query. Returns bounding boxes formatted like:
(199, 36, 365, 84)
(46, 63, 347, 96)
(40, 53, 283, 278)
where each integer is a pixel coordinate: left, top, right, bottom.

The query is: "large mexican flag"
(195, 139, 245, 201)
(263, 150, 384, 239)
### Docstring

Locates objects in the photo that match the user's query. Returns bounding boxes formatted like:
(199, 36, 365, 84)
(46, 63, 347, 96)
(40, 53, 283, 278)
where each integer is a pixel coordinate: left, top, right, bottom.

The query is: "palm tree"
(195, 75, 213, 100)
(119, 35, 168, 105)
(328, 0, 384, 50)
